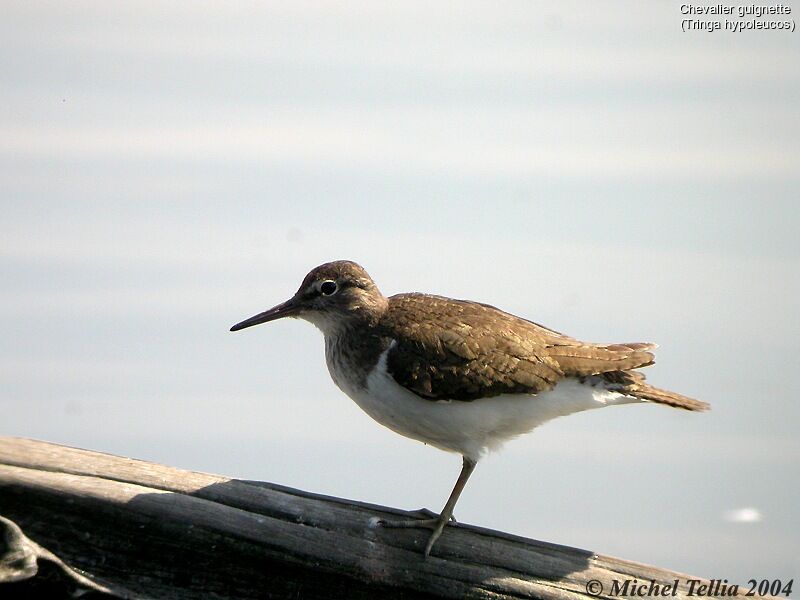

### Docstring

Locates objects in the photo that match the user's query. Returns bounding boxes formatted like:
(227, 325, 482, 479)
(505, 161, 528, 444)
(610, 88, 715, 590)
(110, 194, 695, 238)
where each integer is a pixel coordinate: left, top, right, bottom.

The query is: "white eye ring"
(319, 280, 338, 296)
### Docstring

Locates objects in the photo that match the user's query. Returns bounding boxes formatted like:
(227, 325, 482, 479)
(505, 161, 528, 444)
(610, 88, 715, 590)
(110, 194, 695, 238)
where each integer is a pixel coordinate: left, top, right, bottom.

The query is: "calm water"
(2, 1, 798, 580)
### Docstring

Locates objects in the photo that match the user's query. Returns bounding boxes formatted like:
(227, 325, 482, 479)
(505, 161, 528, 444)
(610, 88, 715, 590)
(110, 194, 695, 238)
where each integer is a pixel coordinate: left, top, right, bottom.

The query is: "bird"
(230, 260, 709, 557)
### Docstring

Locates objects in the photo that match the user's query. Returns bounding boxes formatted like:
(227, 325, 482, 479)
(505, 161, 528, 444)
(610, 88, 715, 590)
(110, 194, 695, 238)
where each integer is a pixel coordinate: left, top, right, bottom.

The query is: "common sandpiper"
(231, 260, 708, 557)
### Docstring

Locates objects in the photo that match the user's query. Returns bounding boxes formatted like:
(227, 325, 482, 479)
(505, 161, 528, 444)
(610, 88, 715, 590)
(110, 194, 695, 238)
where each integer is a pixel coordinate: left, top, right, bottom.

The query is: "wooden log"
(0, 437, 723, 599)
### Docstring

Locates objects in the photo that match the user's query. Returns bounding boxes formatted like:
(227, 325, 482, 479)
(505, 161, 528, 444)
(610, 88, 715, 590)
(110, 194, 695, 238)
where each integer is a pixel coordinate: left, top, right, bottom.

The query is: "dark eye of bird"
(320, 280, 338, 296)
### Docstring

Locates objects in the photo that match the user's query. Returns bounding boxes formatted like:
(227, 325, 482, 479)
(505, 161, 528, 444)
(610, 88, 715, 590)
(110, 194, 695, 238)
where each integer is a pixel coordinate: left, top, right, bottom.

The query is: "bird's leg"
(378, 456, 478, 557)
(422, 457, 476, 556)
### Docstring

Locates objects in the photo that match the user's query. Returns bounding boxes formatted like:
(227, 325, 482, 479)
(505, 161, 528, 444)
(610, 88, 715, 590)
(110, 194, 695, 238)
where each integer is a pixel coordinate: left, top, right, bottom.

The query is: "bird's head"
(230, 260, 387, 336)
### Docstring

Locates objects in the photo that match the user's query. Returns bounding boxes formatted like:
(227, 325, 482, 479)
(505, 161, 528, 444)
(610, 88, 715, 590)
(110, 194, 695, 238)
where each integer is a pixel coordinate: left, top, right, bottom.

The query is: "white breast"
(327, 341, 642, 462)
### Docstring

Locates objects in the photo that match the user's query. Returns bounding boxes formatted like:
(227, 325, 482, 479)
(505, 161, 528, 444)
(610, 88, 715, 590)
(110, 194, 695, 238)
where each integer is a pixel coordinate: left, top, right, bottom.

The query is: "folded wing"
(384, 294, 657, 402)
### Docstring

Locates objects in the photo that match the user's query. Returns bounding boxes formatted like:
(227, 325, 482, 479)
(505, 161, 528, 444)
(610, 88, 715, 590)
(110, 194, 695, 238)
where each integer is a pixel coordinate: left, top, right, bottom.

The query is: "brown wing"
(383, 293, 656, 401)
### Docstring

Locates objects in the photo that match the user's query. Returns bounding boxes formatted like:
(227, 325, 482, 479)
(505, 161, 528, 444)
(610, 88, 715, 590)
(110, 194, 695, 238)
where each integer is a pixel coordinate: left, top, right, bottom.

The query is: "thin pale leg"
(378, 456, 478, 557)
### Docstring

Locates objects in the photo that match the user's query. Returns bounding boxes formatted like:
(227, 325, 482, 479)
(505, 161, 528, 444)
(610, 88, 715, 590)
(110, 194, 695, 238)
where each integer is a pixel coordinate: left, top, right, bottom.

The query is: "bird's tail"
(601, 370, 710, 411)
(631, 382, 710, 411)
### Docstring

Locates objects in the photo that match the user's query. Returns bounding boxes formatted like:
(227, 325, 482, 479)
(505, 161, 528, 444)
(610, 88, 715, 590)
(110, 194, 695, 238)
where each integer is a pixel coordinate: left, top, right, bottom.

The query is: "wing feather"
(383, 294, 656, 401)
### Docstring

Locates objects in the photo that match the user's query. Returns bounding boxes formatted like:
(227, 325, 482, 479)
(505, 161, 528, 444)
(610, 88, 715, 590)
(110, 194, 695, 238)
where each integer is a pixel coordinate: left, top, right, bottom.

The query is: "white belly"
(329, 344, 642, 462)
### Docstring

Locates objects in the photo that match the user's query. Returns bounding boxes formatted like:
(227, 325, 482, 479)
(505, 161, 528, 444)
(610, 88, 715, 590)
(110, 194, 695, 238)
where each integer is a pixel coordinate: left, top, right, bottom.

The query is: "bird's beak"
(230, 297, 301, 332)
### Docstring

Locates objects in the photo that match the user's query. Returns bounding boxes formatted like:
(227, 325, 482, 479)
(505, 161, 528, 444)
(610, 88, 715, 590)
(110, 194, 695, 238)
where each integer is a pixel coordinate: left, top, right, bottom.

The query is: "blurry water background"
(2, 1, 798, 579)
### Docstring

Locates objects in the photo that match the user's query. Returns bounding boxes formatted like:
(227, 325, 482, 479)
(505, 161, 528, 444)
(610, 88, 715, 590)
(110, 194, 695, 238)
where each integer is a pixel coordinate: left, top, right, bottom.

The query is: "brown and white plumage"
(382, 292, 705, 410)
(231, 260, 708, 556)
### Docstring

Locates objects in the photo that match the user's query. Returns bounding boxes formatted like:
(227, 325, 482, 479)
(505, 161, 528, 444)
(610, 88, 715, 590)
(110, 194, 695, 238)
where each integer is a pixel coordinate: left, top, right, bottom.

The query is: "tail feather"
(630, 382, 710, 411)
(600, 370, 710, 412)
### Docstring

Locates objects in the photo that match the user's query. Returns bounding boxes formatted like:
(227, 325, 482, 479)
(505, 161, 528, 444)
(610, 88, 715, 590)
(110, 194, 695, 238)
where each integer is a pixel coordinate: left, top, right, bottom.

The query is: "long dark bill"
(230, 298, 300, 331)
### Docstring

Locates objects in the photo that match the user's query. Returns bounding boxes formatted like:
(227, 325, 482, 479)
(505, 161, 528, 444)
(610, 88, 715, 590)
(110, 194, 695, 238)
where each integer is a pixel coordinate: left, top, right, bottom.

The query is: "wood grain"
(0, 437, 723, 599)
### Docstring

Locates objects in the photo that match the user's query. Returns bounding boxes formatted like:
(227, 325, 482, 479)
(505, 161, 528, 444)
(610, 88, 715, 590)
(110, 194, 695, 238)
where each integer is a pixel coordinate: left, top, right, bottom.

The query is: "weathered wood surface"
(0, 436, 710, 599)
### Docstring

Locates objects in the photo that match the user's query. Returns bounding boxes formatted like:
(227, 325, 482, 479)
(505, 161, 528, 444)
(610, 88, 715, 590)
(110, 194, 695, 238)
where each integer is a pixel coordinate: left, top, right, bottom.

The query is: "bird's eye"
(320, 280, 338, 296)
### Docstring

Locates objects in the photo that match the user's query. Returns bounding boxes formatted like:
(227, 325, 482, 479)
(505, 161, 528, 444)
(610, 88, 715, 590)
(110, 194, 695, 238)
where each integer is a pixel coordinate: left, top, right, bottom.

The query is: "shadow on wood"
(0, 437, 711, 599)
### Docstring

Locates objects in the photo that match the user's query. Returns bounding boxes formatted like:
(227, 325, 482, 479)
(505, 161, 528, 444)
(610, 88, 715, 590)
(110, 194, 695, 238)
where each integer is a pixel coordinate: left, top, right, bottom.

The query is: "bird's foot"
(377, 516, 441, 529)
(411, 507, 438, 519)
(377, 508, 457, 557)
(377, 507, 456, 529)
